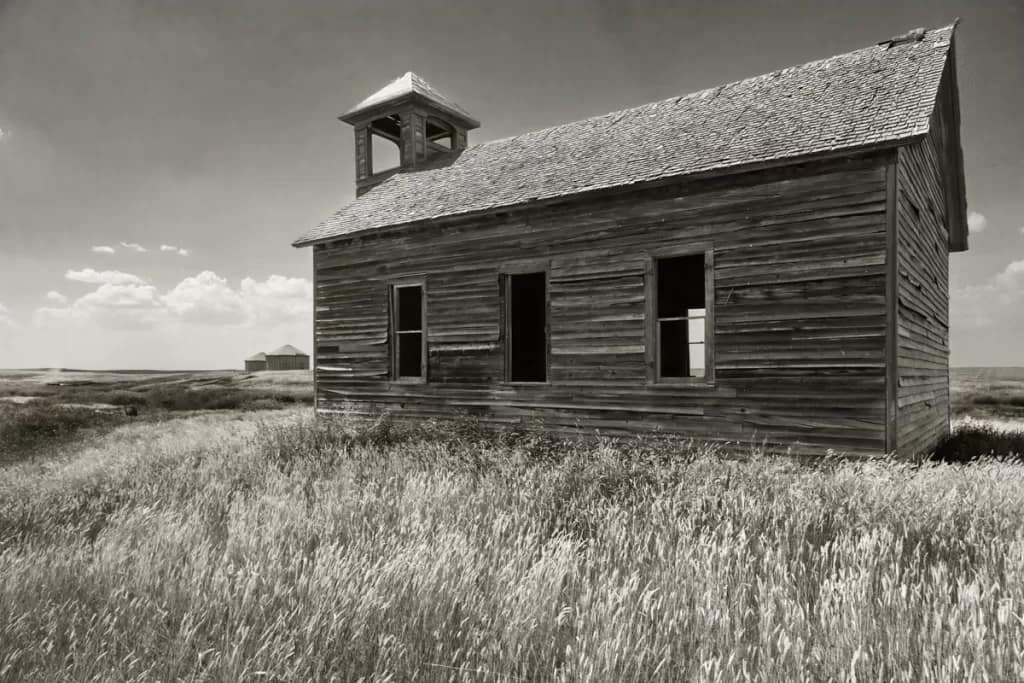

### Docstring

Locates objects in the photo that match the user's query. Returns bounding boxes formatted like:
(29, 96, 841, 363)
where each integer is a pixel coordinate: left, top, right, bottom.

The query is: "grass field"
(952, 367, 1024, 422)
(1, 368, 1024, 679)
(0, 369, 313, 464)
(0, 367, 313, 407)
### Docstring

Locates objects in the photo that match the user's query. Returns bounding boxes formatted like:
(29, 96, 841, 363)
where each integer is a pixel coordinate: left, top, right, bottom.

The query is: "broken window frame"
(500, 260, 550, 384)
(389, 278, 427, 383)
(367, 115, 403, 175)
(425, 116, 455, 154)
(647, 244, 715, 384)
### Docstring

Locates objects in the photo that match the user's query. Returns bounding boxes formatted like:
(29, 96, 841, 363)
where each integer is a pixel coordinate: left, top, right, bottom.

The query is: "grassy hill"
(952, 367, 1024, 421)
(0, 369, 312, 464)
(0, 368, 312, 405)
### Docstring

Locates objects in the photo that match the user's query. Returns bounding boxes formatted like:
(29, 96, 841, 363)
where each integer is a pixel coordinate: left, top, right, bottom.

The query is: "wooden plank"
(885, 156, 899, 454)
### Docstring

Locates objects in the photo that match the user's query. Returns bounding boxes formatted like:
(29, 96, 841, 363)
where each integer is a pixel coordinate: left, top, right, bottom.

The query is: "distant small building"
(265, 345, 310, 371)
(244, 352, 267, 372)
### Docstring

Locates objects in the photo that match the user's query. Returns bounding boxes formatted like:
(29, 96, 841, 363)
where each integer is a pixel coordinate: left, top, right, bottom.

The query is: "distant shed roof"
(266, 345, 308, 357)
(246, 352, 267, 362)
(295, 23, 957, 246)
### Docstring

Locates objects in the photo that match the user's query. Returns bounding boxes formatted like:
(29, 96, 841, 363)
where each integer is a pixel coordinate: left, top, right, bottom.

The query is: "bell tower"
(340, 72, 480, 196)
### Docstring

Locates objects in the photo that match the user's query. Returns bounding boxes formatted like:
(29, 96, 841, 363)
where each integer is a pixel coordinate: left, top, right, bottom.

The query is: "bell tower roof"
(340, 72, 480, 129)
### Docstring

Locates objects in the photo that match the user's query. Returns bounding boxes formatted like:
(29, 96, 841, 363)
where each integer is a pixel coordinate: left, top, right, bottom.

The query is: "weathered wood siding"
(314, 154, 892, 455)
(894, 83, 954, 455)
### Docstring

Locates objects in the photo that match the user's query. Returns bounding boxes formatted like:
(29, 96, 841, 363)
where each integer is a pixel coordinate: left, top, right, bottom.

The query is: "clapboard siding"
(314, 154, 892, 456)
(894, 74, 954, 456)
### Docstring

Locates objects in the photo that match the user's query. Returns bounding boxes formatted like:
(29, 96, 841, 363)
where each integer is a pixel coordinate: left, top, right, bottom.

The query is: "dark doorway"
(507, 272, 547, 382)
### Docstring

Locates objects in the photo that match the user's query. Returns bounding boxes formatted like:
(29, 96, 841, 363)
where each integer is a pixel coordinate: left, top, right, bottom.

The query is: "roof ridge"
(469, 22, 956, 154)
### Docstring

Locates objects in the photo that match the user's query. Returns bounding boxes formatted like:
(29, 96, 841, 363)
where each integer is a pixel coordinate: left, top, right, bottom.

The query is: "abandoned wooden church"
(293, 23, 967, 457)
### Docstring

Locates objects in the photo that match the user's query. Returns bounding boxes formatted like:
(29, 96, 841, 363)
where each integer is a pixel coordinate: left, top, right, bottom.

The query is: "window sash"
(390, 283, 425, 381)
(650, 247, 714, 383)
(657, 315, 707, 379)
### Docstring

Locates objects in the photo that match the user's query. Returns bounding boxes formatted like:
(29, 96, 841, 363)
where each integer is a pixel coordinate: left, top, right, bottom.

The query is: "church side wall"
(314, 154, 891, 456)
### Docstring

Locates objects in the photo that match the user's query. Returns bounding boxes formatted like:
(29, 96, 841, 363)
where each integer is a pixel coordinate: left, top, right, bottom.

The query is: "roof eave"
(340, 92, 481, 130)
(291, 137, 918, 249)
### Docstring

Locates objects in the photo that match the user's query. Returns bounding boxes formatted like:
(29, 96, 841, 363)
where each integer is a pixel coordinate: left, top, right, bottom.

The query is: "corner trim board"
(885, 156, 899, 454)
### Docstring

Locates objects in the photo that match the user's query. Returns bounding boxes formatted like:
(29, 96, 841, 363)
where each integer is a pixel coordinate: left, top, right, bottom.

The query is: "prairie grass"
(0, 368, 313, 412)
(936, 417, 1024, 463)
(2, 410, 1024, 681)
(952, 367, 1024, 421)
(0, 402, 126, 464)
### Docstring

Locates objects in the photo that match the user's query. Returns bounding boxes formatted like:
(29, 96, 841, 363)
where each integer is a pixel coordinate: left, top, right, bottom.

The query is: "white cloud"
(91, 245, 116, 254)
(967, 211, 987, 234)
(160, 244, 190, 256)
(42, 269, 160, 330)
(119, 241, 148, 253)
(36, 280, 163, 330)
(45, 291, 68, 304)
(65, 268, 146, 286)
(952, 258, 1024, 327)
(162, 271, 247, 324)
(993, 260, 1024, 289)
(36, 270, 312, 332)
(241, 275, 312, 325)
(162, 272, 311, 326)
(18, 272, 312, 367)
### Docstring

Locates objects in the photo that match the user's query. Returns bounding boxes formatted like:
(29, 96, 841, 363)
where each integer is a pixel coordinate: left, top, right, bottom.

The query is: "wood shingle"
(295, 24, 955, 246)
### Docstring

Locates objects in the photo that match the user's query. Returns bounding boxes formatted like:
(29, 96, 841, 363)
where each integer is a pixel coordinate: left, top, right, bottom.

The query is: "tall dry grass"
(2, 411, 1024, 681)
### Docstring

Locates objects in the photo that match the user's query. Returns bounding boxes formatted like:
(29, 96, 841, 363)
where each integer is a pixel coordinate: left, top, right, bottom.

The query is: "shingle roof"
(267, 345, 308, 357)
(342, 72, 480, 128)
(295, 23, 955, 246)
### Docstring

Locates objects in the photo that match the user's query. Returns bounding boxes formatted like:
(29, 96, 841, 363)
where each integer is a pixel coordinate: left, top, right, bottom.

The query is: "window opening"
(506, 272, 547, 382)
(392, 284, 424, 379)
(369, 115, 401, 174)
(656, 254, 706, 379)
(425, 116, 453, 150)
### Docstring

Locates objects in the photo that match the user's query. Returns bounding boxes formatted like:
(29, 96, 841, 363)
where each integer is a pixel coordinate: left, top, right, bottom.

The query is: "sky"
(0, 0, 1022, 369)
